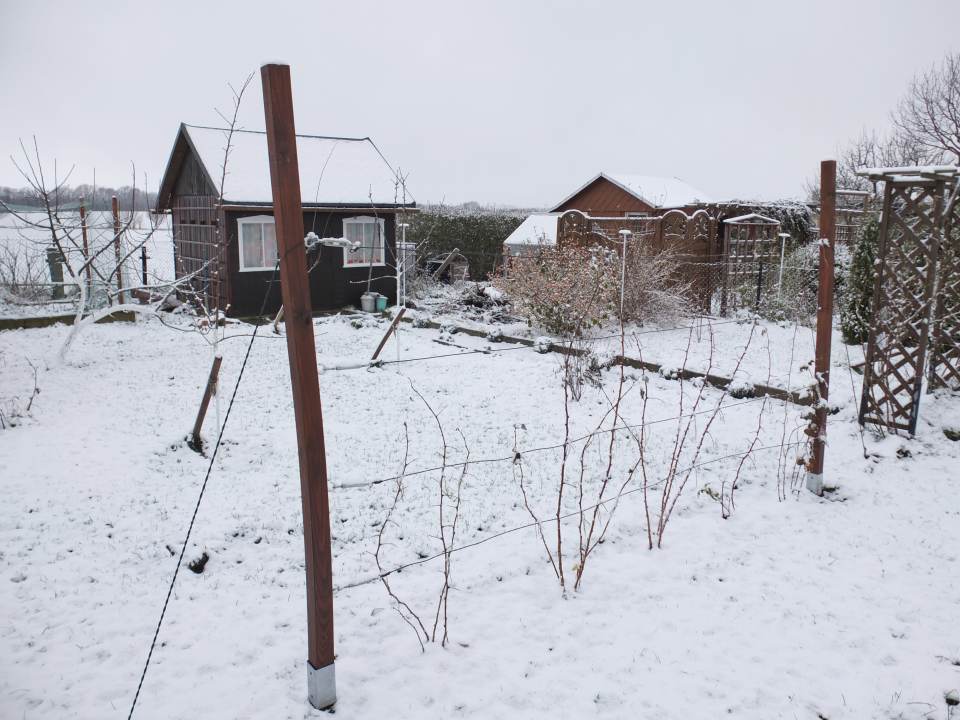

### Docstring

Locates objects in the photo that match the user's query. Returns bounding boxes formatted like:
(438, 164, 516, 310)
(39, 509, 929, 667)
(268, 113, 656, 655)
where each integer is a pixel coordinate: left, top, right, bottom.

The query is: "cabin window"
(238, 216, 278, 272)
(342, 216, 386, 267)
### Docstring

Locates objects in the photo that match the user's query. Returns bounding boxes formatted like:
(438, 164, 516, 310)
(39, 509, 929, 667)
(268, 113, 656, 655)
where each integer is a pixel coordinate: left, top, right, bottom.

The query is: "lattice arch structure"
(858, 167, 960, 434)
(929, 185, 960, 390)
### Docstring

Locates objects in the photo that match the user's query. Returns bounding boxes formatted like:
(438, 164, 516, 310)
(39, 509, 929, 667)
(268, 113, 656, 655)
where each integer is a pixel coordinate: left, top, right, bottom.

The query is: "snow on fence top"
(723, 212, 780, 225)
(181, 124, 413, 207)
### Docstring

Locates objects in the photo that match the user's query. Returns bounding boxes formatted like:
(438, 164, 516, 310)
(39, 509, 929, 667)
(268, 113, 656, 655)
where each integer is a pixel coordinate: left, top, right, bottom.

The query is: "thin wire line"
(126, 262, 278, 720)
(336, 440, 804, 591)
(334, 396, 768, 490)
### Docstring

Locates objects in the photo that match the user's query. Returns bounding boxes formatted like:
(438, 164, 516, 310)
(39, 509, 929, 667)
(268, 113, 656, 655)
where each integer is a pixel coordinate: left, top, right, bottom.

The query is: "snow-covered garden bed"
(1, 311, 958, 719)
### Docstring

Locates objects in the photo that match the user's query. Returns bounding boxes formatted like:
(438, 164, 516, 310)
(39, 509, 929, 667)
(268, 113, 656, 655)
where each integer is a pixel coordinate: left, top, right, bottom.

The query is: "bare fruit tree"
(0, 75, 255, 364)
(0, 140, 199, 362)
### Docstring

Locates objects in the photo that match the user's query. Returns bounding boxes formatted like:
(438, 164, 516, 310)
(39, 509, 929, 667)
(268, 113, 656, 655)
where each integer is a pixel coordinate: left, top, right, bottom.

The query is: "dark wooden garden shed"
(156, 123, 413, 317)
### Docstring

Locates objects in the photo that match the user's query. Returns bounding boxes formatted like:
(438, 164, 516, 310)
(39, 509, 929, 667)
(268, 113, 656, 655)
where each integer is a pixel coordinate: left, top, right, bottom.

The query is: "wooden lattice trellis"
(858, 167, 960, 433)
(928, 185, 960, 390)
(719, 213, 782, 315)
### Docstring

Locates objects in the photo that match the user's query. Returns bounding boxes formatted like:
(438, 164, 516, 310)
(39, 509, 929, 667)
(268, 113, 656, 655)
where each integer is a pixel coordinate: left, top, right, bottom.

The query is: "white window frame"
(342, 216, 387, 268)
(625, 211, 650, 218)
(237, 215, 278, 272)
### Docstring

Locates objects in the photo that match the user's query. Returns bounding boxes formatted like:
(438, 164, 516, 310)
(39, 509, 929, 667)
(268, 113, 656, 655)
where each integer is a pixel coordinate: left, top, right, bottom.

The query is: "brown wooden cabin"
(156, 123, 414, 317)
(551, 172, 713, 217)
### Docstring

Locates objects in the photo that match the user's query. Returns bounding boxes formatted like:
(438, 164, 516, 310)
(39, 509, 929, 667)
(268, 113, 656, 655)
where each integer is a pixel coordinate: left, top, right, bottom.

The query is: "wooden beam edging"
(398, 315, 815, 407)
(0, 310, 137, 331)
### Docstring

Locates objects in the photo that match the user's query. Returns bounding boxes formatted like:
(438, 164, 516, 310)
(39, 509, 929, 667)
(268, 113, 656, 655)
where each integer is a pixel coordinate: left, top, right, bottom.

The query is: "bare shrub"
(494, 241, 691, 335)
(0, 356, 39, 430)
(375, 384, 468, 648)
(0, 245, 50, 302)
(494, 245, 619, 336)
(643, 319, 761, 547)
(620, 245, 692, 325)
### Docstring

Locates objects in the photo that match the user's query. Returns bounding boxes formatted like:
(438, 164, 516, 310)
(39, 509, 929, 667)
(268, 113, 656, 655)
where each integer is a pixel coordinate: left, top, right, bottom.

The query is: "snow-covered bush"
(840, 215, 880, 345)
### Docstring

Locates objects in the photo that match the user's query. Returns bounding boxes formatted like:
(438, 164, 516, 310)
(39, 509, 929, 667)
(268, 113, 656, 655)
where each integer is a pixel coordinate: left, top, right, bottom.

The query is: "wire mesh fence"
(0, 210, 175, 312)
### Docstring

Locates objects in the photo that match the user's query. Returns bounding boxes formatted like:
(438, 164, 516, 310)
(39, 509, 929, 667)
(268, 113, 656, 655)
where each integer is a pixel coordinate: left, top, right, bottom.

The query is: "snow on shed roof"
(604, 174, 712, 208)
(552, 172, 712, 211)
(503, 213, 559, 247)
(158, 124, 413, 209)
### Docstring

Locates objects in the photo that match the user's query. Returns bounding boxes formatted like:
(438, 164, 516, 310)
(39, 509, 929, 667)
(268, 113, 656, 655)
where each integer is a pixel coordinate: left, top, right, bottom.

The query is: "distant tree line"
(0, 184, 158, 212)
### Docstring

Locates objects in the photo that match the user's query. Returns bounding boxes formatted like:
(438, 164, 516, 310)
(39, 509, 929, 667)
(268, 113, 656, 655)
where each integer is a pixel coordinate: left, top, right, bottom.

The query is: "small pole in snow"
(79, 201, 92, 292)
(112, 196, 125, 304)
(261, 62, 337, 710)
(618, 229, 631, 317)
(398, 222, 409, 308)
(807, 159, 837, 495)
(777, 232, 790, 300)
(755, 259, 764, 309)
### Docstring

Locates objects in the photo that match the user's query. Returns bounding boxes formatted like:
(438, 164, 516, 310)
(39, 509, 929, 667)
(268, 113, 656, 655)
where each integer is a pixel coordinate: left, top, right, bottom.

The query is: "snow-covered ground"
(1, 309, 959, 719)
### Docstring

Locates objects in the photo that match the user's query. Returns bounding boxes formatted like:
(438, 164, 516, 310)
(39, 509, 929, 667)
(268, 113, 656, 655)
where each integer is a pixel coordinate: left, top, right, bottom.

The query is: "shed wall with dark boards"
(223, 209, 397, 317)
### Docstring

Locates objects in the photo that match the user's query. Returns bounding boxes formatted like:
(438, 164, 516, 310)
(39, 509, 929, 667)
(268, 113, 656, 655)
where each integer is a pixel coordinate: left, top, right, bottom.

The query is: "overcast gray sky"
(1, 0, 958, 206)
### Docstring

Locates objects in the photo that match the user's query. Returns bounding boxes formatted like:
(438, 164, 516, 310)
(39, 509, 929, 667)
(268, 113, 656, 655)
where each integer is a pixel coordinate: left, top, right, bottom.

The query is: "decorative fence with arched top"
(554, 208, 792, 316)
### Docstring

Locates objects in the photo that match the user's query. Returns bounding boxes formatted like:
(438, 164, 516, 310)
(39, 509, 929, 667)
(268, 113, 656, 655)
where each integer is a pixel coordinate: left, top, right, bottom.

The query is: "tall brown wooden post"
(112, 195, 125, 304)
(261, 63, 336, 710)
(807, 159, 836, 494)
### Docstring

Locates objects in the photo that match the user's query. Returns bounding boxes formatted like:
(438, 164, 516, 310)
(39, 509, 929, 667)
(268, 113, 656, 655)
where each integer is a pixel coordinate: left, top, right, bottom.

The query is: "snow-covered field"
(1, 310, 959, 719)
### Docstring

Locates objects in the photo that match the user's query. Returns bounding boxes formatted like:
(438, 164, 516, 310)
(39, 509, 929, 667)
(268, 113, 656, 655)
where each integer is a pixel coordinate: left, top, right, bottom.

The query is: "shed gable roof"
(551, 172, 712, 211)
(157, 123, 413, 210)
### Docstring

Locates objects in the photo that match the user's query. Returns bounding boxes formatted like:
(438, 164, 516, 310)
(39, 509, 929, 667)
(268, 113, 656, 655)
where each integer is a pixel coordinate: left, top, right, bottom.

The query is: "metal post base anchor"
(805, 472, 823, 496)
(308, 661, 336, 710)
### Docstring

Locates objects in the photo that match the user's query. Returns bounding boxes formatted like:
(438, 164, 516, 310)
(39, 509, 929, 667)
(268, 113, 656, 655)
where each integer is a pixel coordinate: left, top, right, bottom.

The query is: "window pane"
(241, 223, 263, 269)
(262, 223, 277, 267)
(363, 223, 375, 263)
(373, 222, 384, 264)
(344, 223, 358, 264)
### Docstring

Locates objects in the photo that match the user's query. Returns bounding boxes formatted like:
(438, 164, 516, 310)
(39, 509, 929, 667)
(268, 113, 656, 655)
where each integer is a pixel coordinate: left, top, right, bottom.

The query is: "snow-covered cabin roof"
(551, 172, 712, 211)
(157, 124, 413, 210)
(502, 213, 559, 248)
